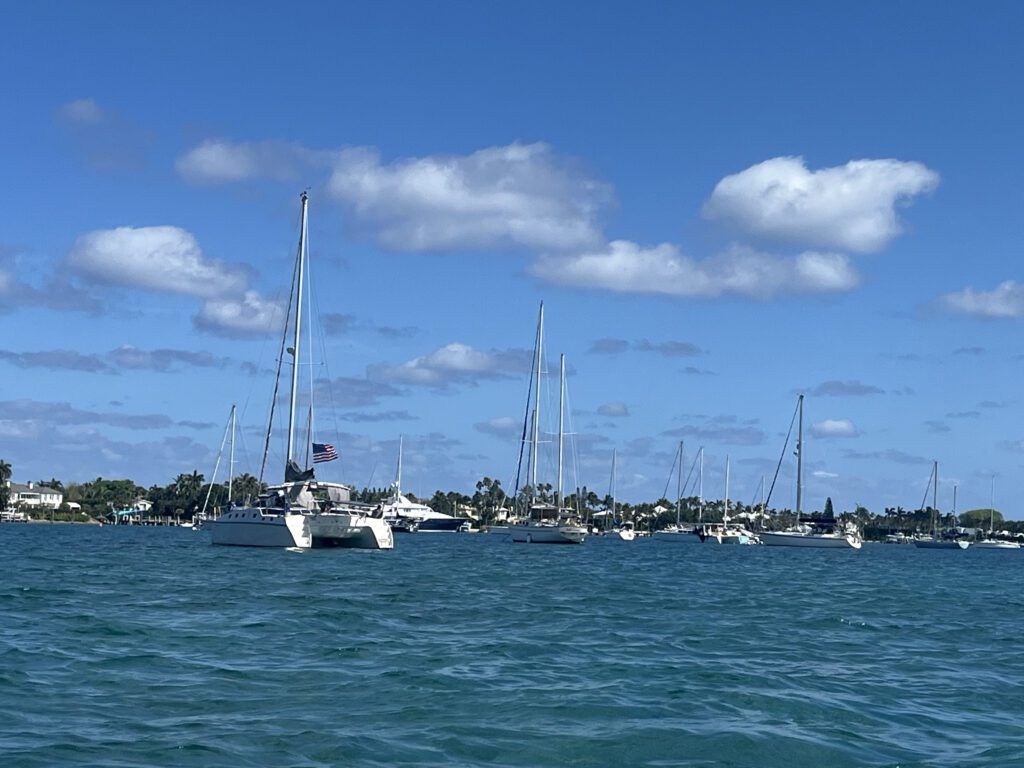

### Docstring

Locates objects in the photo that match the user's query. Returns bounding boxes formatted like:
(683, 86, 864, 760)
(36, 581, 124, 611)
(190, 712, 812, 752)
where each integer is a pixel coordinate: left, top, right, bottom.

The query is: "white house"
(7, 481, 64, 510)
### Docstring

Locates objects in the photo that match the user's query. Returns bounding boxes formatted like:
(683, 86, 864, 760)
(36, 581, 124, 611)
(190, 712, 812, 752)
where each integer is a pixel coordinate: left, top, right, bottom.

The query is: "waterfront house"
(6, 480, 63, 510)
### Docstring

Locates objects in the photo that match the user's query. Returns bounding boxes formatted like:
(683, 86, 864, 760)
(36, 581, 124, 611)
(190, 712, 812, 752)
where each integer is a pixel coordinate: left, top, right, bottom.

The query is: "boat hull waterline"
(210, 510, 311, 548)
(760, 530, 862, 549)
(510, 524, 587, 544)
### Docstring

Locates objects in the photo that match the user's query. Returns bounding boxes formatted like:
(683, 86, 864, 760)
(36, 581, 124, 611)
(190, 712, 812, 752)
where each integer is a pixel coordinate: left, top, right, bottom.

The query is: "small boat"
(973, 477, 1021, 550)
(760, 395, 862, 550)
(607, 449, 636, 541)
(653, 442, 703, 544)
(700, 456, 756, 544)
(914, 466, 969, 549)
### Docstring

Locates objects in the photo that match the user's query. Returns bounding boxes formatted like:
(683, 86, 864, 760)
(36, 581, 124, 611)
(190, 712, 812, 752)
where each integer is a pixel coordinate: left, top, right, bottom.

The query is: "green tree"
(0, 459, 11, 509)
(824, 497, 834, 518)
(960, 508, 1003, 528)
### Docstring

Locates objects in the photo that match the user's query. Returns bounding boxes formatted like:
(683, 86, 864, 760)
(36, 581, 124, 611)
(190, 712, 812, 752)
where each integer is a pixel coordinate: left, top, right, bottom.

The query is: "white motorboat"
(760, 395, 862, 550)
(614, 520, 637, 541)
(381, 436, 471, 532)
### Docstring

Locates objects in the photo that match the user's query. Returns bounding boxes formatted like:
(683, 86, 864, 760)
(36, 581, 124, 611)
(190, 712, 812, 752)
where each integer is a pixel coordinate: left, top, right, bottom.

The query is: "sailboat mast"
(676, 441, 683, 525)
(990, 475, 995, 533)
(611, 448, 617, 522)
(724, 455, 730, 523)
(698, 446, 704, 522)
(396, 435, 403, 498)
(530, 302, 543, 500)
(795, 394, 804, 518)
(557, 353, 565, 507)
(932, 460, 938, 537)
(286, 191, 309, 467)
(228, 404, 236, 502)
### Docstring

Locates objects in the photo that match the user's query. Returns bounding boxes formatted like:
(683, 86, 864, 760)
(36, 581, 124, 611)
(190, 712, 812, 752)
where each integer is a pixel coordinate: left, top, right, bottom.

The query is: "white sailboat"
(194, 404, 236, 531)
(700, 455, 754, 544)
(973, 476, 1020, 550)
(913, 461, 969, 550)
(510, 306, 587, 545)
(759, 394, 862, 549)
(653, 443, 703, 543)
(212, 192, 392, 550)
(609, 449, 635, 541)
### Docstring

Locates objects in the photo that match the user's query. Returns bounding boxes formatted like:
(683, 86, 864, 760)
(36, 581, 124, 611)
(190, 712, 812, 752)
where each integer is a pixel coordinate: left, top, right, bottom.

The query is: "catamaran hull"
(914, 539, 970, 549)
(510, 525, 587, 544)
(210, 512, 311, 548)
(760, 531, 861, 549)
(309, 513, 394, 550)
(652, 530, 702, 543)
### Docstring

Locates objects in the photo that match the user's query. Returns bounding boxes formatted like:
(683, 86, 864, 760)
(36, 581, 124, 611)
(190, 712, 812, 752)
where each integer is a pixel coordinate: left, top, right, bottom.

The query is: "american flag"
(312, 442, 338, 463)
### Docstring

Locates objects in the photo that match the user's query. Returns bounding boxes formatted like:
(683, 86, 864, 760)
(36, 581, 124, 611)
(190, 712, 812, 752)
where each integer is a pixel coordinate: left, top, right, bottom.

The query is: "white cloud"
(327, 142, 609, 252)
(940, 280, 1024, 318)
(597, 402, 630, 417)
(813, 470, 840, 478)
(194, 291, 285, 338)
(530, 241, 859, 299)
(68, 226, 248, 298)
(368, 342, 533, 387)
(58, 98, 105, 125)
(176, 139, 326, 184)
(703, 156, 939, 253)
(474, 416, 521, 440)
(810, 419, 859, 438)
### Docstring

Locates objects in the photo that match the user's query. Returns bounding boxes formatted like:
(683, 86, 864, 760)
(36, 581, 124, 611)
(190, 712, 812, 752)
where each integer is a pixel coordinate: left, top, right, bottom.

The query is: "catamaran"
(211, 192, 392, 550)
(913, 461, 969, 549)
(510, 306, 587, 545)
(759, 394, 862, 549)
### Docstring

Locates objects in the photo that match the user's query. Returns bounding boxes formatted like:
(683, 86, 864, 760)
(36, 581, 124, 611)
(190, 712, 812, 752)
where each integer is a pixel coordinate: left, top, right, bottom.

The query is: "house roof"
(10, 482, 63, 495)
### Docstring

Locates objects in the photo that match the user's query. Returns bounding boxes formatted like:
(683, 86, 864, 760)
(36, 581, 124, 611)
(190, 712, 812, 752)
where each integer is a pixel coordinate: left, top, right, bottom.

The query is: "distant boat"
(760, 395, 862, 550)
(382, 436, 470, 532)
(608, 449, 635, 541)
(510, 306, 586, 545)
(914, 463, 969, 550)
(211, 192, 391, 550)
(700, 455, 755, 544)
(653, 443, 702, 544)
(973, 476, 1021, 550)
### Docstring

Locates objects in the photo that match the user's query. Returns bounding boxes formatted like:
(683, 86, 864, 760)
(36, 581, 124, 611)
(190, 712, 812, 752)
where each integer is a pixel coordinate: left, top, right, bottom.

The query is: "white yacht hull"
(760, 531, 861, 549)
(652, 529, 702, 543)
(308, 512, 394, 550)
(210, 510, 311, 548)
(614, 529, 636, 541)
(510, 523, 587, 544)
(704, 532, 751, 545)
(914, 538, 969, 549)
(973, 540, 1021, 550)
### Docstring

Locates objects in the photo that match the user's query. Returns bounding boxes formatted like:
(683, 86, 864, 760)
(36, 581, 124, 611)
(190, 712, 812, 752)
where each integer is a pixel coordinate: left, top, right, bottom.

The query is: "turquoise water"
(1, 526, 1022, 767)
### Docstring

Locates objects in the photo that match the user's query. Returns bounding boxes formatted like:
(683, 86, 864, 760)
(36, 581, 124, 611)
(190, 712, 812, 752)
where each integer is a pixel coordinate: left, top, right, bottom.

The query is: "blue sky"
(3, 1, 1024, 515)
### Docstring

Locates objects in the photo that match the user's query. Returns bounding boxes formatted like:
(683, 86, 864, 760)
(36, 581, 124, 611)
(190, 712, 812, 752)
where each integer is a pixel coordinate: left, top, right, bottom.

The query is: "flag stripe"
(312, 442, 338, 463)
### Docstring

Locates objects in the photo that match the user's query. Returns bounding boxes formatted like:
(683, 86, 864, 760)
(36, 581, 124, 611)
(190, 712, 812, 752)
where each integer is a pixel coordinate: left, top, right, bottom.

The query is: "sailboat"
(381, 436, 469, 532)
(913, 461, 969, 549)
(211, 192, 392, 549)
(193, 405, 237, 531)
(653, 443, 703, 543)
(699, 455, 755, 544)
(510, 306, 587, 545)
(608, 450, 635, 541)
(974, 476, 1020, 549)
(759, 395, 862, 549)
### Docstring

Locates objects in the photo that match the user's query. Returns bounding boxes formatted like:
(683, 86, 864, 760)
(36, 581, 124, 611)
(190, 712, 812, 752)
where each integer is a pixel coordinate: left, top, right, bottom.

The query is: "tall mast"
(953, 483, 958, 515)
(557, 353, 565, 507)
(228, 404, 236, 502)
(530, 302, 543, 500)
(396, 435, 404, 498)
(932, 460, 938, 537)
(724, 455, 730, 523)
(990, 475, 995, 533)
(676, 441, 683, 525)
(795, 394, 804, 518)
(286, 191, 309, 467)
(611, 448, 617, 521)
(698, 446, 704, 522)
